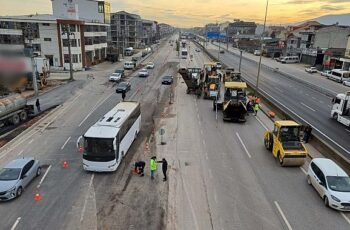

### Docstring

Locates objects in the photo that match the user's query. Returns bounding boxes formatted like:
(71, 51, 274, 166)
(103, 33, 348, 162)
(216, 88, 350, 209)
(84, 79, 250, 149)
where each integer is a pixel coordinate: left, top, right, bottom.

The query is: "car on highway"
(161, 75, 173, 85)
(195, 48, 201, 52)
(305, 67, 317, 73)
(307, 158, 350, 211)
(321, 70, 331, 77)
(116, 81, 131, 93)
(146, 62, 155, 69)
(253, 50, 261, 56)
(0, 157, 41, 200)
(343, 79, 350, 87)
(138, 68, 149, 77)
(123, 61, 135, 70)
(109, 73, 122, 82)
(216, 62, 222, 69)
(219, 50, 225, 54)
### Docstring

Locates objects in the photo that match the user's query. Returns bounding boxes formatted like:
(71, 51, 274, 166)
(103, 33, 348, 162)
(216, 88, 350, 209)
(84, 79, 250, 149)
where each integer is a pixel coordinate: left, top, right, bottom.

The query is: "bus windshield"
(84, 137, 114, 161)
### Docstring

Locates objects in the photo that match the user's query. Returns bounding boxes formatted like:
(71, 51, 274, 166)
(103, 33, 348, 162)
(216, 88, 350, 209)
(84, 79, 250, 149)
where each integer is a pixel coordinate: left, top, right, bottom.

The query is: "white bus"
(181, 48, 188, 59)
(77, 101, 141, 172)
(280, 56, 299, 64)
(327, 69, 350, 83)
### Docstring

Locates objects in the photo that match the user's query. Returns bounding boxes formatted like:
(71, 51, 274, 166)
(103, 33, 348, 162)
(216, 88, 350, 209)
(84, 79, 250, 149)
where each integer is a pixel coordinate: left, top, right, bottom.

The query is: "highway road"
(0, 36, 176, 230)
(199, 41, 350, 162)
(162, 40, 350, 230)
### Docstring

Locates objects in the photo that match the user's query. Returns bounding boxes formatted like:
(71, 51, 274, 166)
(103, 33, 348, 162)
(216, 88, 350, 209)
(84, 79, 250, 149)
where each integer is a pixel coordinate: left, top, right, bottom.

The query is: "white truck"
(125, 47, 134, 56)
(331, 91, 350, 127)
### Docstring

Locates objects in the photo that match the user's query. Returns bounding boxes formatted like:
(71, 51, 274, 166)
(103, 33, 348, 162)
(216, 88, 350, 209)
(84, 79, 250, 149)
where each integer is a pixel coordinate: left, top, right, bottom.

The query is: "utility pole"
(226, 27, 228, 50)
(239, 50, 243, 72)
(61, 24, 74, 81)
(23, 23, 39, 97)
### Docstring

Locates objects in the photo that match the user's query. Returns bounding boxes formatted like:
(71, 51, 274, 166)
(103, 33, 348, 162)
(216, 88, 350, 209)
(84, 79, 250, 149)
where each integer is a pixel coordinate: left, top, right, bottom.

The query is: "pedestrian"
(122, 91, 126, 101)
(303, 125, 312, 143)
(150, 156, 157, 180)
(157, 158, 168, 181)
(253, 103, 261, 116)
(35, 98, 41, 112)
(134, 161, 145, 177)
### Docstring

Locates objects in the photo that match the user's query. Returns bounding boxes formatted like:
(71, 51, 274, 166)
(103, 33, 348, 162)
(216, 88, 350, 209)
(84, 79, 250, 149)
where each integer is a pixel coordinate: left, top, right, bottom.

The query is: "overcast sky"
(1, 0, 350, 27)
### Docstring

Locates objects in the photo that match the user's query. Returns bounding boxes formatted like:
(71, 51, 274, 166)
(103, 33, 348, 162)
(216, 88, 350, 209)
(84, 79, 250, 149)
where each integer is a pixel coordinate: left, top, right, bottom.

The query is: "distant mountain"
(312, 13, 350, 26)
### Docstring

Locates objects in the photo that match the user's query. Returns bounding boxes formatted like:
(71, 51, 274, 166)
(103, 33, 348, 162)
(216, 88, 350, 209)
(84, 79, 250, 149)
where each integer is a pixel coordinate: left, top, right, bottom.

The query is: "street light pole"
(256, 0, 269, 95)
(239, 50, 243, 72)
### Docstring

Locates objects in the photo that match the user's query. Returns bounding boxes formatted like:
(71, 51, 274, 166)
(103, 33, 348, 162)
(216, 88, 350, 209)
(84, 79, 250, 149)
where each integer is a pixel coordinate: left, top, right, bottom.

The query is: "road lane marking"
(181, 175, 200, 230)
(61, 136, 71, 150)
(17, 150, 24, 156)
(28, 139, 34, 144)
(78, 92, 113, 127)
(300, 102, 316, 112)
(300, 167, 307, 175)
(319, 100, 324, 104)
(235, 132, 251, 158)
(255, 116, 268, 130)
(202, 140, 206, 146)
(312, 97, 316, 100)
(345, 129, 350, 133)
(274, 201, 293, 230)
(340, 212, 350, 225)
(214, 192, 218, 204)
(205, 152, 209, 160)
(37, 165, 52, 189)
(10, 217, 21, 230)
(209, 169, 213, 179)
(80, 173, 95, 222)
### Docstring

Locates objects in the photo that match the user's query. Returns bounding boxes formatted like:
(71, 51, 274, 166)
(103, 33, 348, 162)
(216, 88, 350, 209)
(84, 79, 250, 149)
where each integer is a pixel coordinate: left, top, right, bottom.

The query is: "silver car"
(0, 157, 41, 200)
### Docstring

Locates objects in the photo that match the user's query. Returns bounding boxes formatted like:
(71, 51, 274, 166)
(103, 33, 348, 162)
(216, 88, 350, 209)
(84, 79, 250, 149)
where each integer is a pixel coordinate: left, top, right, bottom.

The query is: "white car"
(138, 69, 149, 77)
(109, 73, 122, 82)
(216, 62, 222, 69)
(343, 79, 350, 87)
(307, 158, 350, 211)
(146, 62, 155, 69)
(321, 70, 331, 77)
(123, 61, 135, 70)
(305, 67, 317, 73)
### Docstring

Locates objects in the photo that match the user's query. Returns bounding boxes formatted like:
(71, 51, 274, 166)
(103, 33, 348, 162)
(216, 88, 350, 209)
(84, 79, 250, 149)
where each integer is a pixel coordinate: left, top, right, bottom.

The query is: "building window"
(79, 54, 81, 62)
(72, 54, 79, 63)
(63, 39, 77, 47)
(42, 23, 50, 26)
(44, 38, 51, 42)
(98, 2, 104, 13)
(78, 39, 80, 47)
(64, 54, 70, 63)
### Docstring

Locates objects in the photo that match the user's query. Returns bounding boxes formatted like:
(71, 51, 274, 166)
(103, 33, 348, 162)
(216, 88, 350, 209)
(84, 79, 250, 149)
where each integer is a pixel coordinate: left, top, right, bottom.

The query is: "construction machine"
(264, 120, 308, 166)
(203, 62, 221, 99)
(178, 67, 203, 96)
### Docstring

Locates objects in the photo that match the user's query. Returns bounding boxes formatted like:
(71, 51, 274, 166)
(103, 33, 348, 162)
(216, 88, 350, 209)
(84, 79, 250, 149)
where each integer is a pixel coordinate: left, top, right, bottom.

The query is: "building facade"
(314, 25, 350, 49)
(340, 36, 350, 71)
(227, 21, 257, 40)
(159, 23, 174, 37)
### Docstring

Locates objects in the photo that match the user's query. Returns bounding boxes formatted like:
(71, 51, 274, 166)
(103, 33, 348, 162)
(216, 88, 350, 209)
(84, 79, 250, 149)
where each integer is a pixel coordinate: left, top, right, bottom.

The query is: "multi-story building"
(314, 25, 350, 49)
(227, 20, 257, 40)
(0, 0, 109, 70)
(141, 19, 157, 46)
(204, 23, 220, 35)
(159, 23, 174, 37)
(110, 11, 142, 53)
(340, 36, 350, 71)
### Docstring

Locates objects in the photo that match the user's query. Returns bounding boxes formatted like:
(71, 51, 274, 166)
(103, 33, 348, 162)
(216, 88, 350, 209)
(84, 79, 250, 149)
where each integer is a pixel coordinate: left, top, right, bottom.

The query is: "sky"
(1, 0, 350, 27)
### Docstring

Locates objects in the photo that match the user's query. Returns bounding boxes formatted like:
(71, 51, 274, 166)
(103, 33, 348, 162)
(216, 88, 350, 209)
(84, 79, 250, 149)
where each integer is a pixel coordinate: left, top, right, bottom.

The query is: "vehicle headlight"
(331, 195, 341, 202)
(8, 186, 16, 193)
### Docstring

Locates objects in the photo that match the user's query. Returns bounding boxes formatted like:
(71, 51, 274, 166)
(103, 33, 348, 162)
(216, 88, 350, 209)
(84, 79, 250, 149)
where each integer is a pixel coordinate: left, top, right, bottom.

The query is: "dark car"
(114, 69, 125, 77)
(219, 50, 225, 54)
(116, 81, 131, 93)
(162, 76, 173, 85)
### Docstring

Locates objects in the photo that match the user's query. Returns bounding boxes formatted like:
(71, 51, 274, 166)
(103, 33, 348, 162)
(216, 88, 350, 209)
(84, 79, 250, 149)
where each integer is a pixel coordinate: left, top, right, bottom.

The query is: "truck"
(331, 91, 350, 127)
(264, 120, 308, 166)
(0, 94, 35, 127)
(178, 67, 203, 96)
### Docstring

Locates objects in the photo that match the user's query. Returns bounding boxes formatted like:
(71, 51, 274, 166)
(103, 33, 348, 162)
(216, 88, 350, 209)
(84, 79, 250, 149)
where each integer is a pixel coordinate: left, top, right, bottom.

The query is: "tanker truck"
(0, 94, 35, 127)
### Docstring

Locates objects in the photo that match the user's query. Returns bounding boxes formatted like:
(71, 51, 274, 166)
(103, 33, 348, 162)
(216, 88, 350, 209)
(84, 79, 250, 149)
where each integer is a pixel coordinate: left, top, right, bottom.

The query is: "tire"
(19, 111, 28, 121)
(332, 113, 338, 120)
(11, 114, 20, 125)
(265, 133, 273, 151)
(36, 167, 42, 177)
(16, 187, 23, 197)
(307, 175, 311, 185)
(324, 196, 329, 207)
(278, 152, 284, 166)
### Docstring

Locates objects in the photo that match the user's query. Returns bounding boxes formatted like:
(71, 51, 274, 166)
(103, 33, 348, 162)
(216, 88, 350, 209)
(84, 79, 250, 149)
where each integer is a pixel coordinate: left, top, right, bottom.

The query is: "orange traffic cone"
(34, 193, 41, 201)
(63, 160, 68, 169)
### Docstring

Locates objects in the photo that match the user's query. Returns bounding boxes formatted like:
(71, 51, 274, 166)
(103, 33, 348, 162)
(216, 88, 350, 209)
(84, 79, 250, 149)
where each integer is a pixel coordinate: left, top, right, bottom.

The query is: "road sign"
(207, 32, 220, 39)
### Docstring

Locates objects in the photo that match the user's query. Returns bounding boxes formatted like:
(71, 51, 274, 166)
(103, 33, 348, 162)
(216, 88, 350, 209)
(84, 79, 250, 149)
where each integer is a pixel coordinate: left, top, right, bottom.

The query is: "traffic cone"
(63, 160, 68, 169)
(34, 193, 41, 201)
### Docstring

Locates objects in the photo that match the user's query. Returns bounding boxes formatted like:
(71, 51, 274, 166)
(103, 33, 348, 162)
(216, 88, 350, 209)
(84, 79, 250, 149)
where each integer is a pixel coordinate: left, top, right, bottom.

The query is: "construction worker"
(303, 125, 312, 143)
(134, 161, 145, 177)
(150, 156, 157, 180)
(253, 102, 261, 116)
(157, 158, 168, 181)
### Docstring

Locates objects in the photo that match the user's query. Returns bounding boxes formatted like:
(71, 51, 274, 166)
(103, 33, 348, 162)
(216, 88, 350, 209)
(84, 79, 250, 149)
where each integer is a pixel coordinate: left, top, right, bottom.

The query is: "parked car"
(321, 70, 331, 77)
(109, 73, 122, 82)
(343, 79, 350, 87)
(307, 158, 350, 211)
(146, 62, 155, 69)
(216, 62, 222, 69)
(124, 61, 135, 70)
(161, 75, 173, 85)
(138, 69, 149, 77)
(116, 81, 131, 93)
(254, 50, 261, 56)
(305, 67, 317, 73)
(0, 157, 41, 201)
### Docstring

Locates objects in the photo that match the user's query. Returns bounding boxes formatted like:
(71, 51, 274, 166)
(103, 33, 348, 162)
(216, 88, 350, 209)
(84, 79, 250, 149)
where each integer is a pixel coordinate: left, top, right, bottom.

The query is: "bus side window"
(114, 136, 119, 161)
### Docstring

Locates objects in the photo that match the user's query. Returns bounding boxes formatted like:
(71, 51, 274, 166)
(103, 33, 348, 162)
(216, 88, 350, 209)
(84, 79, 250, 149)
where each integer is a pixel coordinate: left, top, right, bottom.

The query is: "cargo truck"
(331, 91, 350, 127)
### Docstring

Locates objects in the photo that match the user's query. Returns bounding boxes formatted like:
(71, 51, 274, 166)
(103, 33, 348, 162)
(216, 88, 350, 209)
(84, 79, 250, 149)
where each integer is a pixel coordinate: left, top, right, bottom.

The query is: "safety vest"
(150, 159, 157, 171)
(254, 103, 261, 111)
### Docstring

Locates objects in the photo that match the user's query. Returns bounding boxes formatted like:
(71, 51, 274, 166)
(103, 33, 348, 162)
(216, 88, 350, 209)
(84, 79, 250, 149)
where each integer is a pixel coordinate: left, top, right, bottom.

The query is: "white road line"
(260, 88, 350, 155)
(319, 100, 324, 104)
(274, 201, 293, 230)
(37, 165, 52, 189)
(80, 173, 95, 222)
(28, 139, 34, 144)
(78, 93, 113, 127)
(209, 169, 213, 179)
(235, 132, 251, 158)
(300, 102, 316, 112)
(214, 192, 218, 204)
(61, 136, 71, 150)
(300, 167, 307, 175)
(312, 97, 316, 100)
(340, 212, 350, 225)
(255, 116, 268, 131)
(305, 93, 309, 96)
(202, 140, 205, 146)
(10, 217, 21, 230)
(205, 152, 209, 160)
(345, 129, 350, 133)
(17, 150, 24, 156)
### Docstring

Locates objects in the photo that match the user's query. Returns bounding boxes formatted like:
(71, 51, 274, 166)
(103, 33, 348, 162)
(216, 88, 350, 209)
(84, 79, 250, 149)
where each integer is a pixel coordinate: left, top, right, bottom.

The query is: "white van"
(280, 56, 299, 64)
(125, 47, 134, 56)
(327, 69, 350, 83)
(123, 61, 135, 70)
